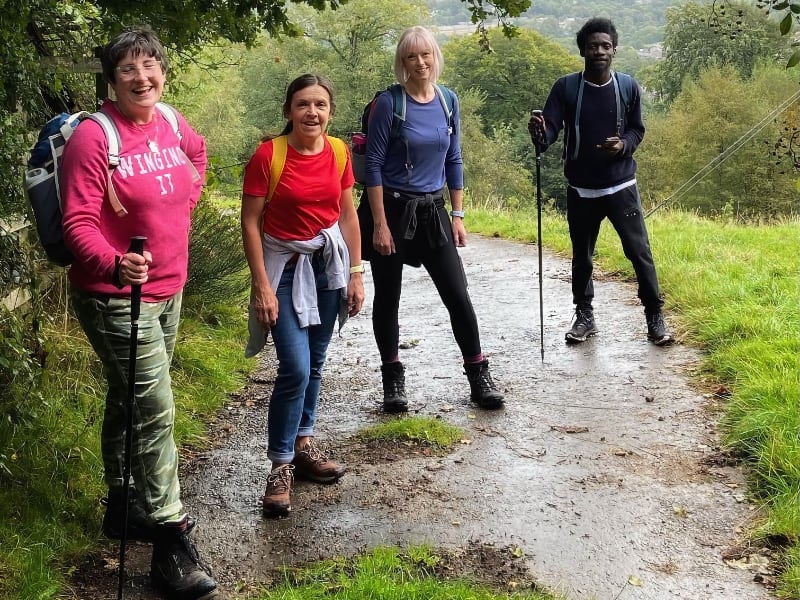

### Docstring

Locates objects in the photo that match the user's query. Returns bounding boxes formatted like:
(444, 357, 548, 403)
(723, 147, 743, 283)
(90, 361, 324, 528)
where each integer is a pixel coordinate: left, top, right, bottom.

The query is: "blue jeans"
(268, 261, 340, 464)
(71, 287, 183, 522)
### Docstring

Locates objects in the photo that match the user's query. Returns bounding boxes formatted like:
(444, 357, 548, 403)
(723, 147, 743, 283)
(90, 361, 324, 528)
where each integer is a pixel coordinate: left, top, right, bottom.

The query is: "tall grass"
(467, 207, 800, 598)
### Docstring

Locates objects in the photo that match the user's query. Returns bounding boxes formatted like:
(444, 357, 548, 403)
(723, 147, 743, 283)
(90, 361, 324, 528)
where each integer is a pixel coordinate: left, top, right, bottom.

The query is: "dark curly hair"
(576, 18, 618, 53)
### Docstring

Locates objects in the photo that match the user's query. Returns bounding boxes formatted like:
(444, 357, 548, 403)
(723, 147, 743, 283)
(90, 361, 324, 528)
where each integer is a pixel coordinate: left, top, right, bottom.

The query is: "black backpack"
(350, 83, 456, 184)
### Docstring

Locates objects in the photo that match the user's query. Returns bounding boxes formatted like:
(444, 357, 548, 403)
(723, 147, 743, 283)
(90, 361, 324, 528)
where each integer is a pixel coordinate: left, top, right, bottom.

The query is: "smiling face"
(111, 51, 166, 123)
(402, 43, 435, 85)
(581, 32, 615, 81)
(285, 84, 332, 141)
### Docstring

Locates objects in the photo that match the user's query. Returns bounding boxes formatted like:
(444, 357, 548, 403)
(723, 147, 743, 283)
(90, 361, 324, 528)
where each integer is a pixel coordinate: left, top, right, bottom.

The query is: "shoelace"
(266, 465, 294, 493)
(300, 440, 329, 465)
(175, 532, 213, 575)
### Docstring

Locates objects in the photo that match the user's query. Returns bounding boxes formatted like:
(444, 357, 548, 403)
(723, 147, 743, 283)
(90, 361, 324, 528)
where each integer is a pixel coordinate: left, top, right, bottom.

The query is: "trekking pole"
(118, 235, 146, 600)
(531, 110, 545, 363)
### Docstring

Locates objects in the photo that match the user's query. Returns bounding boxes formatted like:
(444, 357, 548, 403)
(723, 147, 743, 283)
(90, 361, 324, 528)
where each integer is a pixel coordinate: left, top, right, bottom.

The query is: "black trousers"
(369, 203, 482, 363)
(566, 184, 663, 313)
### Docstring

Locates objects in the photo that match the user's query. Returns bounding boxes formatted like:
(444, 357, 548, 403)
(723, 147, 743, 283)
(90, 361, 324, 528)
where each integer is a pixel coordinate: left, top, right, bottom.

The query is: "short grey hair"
(101, 27, 168, 85)
(393, 26, 443, 86)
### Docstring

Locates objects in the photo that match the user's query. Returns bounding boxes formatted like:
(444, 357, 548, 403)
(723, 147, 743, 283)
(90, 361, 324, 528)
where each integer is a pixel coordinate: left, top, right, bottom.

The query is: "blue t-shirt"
(364, 87, 464, 192)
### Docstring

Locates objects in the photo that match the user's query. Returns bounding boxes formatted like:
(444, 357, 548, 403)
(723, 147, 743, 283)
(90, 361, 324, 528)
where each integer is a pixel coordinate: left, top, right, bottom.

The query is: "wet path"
(98, 236, 767, 600)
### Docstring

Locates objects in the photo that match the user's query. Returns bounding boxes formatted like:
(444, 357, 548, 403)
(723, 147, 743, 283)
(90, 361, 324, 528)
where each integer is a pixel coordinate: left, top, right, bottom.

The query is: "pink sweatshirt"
(61, 100, 207, 301)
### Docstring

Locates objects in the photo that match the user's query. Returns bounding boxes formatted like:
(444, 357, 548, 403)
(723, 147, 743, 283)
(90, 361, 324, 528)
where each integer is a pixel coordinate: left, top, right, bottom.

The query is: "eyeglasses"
(115, 60, 161, 79)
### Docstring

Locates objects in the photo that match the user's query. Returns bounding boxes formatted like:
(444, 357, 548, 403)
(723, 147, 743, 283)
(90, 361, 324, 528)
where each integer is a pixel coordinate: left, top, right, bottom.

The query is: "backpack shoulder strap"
(267, 135, 288, 203)
(433, 84, 455, 134)
(388, 84, 406, 139)
(87, 109, 127, 216)
(89, 110, 122, 167)
(614, 72, 635, 111)
(155, 102, 182, 139)
(326, 136, 348, 178)
(563, 72, 583, 113)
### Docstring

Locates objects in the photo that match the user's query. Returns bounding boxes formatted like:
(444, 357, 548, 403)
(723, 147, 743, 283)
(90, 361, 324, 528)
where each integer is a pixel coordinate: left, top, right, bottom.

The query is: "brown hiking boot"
(292, 439, 346, 484)
(262, 464, 294, 517)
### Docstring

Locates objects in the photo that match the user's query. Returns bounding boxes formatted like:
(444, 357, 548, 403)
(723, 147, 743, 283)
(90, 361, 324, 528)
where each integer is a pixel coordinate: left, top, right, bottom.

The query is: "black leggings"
(370, 206, 482, 363)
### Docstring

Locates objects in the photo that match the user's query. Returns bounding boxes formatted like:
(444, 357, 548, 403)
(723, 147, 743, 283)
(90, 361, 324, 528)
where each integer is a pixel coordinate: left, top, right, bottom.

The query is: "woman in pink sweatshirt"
(60, 27, 217, 600)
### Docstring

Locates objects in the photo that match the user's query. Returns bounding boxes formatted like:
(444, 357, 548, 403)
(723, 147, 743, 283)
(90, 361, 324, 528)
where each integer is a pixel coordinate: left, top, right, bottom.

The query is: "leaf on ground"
(627, 574, 643, 586)
(550, 425, 589, 434)
(672, 504, 688, 518)
(511, 546, 524, 558)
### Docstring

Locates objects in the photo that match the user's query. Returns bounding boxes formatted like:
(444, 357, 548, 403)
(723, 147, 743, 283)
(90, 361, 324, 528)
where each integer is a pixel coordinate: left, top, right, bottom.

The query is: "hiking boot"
(102, 487, 196, 542)
(292, 439, 346, 484)
(101, 486, 154, 541)
(381, 361, 408, 413)
(565, 305, 598, 343)
(464, 359, 505, 409)
(646, 312, 674, 346)
(150, 516, 218, 600)
(262, 464, 294, 517)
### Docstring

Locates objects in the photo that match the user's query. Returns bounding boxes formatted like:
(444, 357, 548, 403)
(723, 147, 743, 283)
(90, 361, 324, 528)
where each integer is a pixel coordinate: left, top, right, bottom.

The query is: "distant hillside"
(428, 0, 679, 51)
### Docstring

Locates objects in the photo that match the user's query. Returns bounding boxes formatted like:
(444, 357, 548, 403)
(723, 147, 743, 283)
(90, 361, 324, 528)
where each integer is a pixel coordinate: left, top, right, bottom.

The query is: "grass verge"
(245, 545, 557, 600)
(467, 206, 800, 598)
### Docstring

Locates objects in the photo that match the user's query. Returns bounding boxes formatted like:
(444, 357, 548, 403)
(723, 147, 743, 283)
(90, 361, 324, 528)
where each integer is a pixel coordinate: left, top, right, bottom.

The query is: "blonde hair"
(394, 26, 443, 86)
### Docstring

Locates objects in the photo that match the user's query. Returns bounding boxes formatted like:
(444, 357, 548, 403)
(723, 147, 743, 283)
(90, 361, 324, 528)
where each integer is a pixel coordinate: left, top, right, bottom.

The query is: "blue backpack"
(351, 83, 456, 184)
(23, 103, 180, 266)
(563, 71, 635, 160)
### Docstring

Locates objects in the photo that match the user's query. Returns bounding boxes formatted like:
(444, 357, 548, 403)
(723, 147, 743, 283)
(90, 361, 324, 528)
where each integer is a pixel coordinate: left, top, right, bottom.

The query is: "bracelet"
(349, 264, 364, 274)
(450, 209, 465, 218)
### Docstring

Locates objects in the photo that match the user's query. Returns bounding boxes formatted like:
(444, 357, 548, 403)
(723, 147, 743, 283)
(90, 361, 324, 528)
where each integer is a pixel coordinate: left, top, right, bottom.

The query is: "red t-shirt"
(243, 136, 355, 240)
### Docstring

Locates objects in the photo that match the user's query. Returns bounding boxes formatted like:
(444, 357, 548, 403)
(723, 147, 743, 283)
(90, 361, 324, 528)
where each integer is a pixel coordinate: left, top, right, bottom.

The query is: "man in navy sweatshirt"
(528, 17, 673, 346)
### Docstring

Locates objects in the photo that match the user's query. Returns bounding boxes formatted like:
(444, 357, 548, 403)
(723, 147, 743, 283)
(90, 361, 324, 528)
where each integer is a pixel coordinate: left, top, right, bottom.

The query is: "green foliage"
(637, 63, 798, 219)
(185, 200, 250, 308)
(643, 1, 792, 104)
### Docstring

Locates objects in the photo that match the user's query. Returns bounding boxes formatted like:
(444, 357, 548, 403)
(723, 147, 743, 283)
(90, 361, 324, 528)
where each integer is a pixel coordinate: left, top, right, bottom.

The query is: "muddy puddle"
(72, 235, 771, 600)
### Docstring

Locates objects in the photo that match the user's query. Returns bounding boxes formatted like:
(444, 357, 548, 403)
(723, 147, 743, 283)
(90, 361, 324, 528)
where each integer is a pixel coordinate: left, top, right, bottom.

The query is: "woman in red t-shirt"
(241, 74, 364, 517)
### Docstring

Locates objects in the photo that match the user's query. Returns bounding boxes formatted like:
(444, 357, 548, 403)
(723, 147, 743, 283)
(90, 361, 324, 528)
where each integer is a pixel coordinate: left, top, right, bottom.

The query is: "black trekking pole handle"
(118, 235, 146, 600)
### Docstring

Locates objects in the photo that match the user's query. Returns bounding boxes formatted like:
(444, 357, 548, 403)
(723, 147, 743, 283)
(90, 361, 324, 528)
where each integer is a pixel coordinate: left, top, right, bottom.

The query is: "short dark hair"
(278, 74, 336, 136)
(101, 27, 168, 85)
(576, 18, 618, 51)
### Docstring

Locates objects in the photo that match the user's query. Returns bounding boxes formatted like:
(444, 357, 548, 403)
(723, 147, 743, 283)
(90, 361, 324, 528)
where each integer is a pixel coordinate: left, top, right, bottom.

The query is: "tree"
(643, 1, 792, 104)
(637, 63, 798, 219)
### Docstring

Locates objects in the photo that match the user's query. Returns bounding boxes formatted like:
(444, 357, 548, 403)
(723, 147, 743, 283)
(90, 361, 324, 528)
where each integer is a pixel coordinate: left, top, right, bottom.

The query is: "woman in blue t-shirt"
(361, 25, 504, 413)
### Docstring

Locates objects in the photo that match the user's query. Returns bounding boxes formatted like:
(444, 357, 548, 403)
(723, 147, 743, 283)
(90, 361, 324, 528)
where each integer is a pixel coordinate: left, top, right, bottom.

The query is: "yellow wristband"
(349, 264, 364, 274)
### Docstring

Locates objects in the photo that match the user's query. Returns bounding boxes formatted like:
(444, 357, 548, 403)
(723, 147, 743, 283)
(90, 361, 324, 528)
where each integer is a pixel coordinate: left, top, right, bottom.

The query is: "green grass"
(0, 297, 252, 600)
(468, 206, 800, 598)
(244, 545, 556, 600)
(359, 416, 464, 449)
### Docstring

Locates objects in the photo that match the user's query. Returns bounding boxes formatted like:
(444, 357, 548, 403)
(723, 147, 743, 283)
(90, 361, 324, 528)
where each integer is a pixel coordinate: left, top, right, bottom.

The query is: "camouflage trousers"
(71, 287, 183, 522)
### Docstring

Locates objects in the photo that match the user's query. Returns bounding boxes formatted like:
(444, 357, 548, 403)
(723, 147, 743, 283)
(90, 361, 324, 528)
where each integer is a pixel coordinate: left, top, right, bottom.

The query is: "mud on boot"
(464, 359, 504, 409)
(150, 516, 218, 600)
(381, 361, 408, 413)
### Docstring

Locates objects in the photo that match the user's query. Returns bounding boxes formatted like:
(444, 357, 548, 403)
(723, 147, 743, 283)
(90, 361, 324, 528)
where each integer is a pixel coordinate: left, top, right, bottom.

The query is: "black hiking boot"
(565, 305, 598, 343)
(464, 359, 504, 409)
(150, 516, 218, 600)
(102, 487, 154, 541)
(646, 312, 674, 346)
(102, 487, 195, 542)
(381, 362, 408, 413)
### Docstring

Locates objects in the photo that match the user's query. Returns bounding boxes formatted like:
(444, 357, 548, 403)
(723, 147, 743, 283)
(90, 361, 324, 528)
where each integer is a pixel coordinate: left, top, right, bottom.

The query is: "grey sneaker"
(565, 306, 598, 343)
(646, 312, 674, 346)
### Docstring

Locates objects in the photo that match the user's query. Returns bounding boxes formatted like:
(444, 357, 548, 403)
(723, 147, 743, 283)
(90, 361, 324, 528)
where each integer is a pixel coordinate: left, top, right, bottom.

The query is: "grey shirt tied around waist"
(245, 222, 350, 358)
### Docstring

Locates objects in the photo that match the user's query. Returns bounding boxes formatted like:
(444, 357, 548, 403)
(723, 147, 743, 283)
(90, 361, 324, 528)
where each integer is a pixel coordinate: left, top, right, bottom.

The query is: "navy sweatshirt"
(539, 72, 645, 190)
